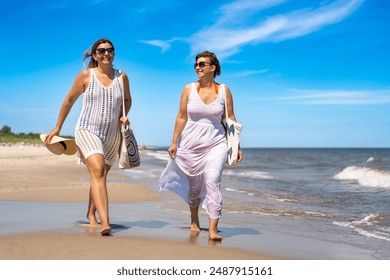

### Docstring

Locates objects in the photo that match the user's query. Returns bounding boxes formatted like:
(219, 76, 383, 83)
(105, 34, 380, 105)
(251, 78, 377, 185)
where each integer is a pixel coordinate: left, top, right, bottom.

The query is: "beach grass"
(0, 134, 41, 145)
(0, 125, 74, 145)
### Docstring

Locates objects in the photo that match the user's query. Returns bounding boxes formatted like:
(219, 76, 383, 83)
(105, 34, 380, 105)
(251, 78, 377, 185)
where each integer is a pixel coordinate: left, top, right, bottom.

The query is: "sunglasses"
(193, 61, 211, 69)
(95, 48, 115, 55)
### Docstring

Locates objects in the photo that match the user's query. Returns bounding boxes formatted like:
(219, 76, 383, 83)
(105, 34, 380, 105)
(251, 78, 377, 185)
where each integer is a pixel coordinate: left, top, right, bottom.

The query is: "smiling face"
(194, 57, 215, 79)
(92, 42, 115, 67)
(194, 51, 221, 78)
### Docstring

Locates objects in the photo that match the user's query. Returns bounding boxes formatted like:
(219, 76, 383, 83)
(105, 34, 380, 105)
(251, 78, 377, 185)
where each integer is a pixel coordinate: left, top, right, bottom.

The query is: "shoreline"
(0, 146, 278, 260)
(0, 200, 280, 260)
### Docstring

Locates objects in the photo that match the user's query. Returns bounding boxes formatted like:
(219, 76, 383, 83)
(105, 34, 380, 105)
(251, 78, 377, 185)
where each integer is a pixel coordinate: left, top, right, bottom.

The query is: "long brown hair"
(83, 38, 115, 68)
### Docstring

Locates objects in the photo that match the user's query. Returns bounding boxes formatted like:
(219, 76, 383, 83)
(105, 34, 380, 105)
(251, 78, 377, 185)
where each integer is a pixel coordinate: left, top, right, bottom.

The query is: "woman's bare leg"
(190, 205, 201, 231)
(86, 187, 98, 226)
(86, 162, 111, 227)
(78, 148, 99, 227)
(85, 154, 111, 235)
(209, 218, 222, 241)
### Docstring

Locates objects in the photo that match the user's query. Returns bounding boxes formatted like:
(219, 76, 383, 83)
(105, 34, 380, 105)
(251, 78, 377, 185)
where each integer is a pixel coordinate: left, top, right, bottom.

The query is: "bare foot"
(189, 205, 200, 231)
(87, 212, 99, 227)
(188, 230, 200, 244)
(86, 226, 98, 235)
(100, 226, 111, 236)
(209, 232, 222, 241)
(208, 218, 221, 241)
(190, 223, 201, 232)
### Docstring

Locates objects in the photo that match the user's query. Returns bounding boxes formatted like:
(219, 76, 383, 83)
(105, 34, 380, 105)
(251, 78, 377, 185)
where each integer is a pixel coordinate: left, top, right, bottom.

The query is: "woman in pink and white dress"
(159, 51, 243, 241)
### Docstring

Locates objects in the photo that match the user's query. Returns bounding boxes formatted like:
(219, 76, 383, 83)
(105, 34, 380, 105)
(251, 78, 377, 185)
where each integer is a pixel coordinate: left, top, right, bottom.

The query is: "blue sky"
(1, 0, 389, 148)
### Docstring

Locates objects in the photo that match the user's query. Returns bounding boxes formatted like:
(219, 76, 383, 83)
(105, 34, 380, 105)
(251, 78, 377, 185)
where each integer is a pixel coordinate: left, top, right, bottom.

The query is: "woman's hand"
(120, 116, 129, 126)
(44, 128, 61, 144)
(237, 149, 243, 162)
(168, 144, 177, 159)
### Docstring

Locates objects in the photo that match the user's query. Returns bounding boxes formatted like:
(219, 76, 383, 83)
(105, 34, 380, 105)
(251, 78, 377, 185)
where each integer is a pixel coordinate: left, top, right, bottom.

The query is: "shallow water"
(119, 148, 390, 259)
(2, 148, 389, 259)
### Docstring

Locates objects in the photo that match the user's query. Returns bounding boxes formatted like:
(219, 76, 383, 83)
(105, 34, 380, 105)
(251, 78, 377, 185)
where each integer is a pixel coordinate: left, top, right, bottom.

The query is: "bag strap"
(118, 70, 125, 118)
(224, 89, 229, 119)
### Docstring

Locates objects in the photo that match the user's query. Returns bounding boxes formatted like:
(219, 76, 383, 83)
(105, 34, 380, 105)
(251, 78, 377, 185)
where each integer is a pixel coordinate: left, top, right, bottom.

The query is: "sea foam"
(333, 213, 390, 242)
(145, 150, 170, 162)
(333, 166, 390, 188)
(223, 169, 275, 180)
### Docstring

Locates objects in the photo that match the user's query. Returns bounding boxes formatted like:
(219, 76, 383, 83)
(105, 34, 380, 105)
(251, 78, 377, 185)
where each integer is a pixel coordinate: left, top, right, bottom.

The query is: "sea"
(116, 147, 390, 259)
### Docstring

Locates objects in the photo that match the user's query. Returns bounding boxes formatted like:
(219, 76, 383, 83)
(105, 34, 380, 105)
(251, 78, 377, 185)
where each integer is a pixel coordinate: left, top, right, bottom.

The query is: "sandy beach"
(0, 145, 278, 260)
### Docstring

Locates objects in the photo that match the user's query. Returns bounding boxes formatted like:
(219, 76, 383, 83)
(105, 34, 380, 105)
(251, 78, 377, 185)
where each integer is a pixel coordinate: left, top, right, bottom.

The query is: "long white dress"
(159, 83, 227, 219)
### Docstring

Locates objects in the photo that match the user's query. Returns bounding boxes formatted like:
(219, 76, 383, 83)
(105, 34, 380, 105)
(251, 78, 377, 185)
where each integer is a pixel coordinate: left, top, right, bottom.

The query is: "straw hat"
(40, 134, 77, 155)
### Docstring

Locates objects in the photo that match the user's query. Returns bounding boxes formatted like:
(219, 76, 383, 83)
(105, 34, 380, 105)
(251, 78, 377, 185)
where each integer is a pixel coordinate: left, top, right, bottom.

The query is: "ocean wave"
(145, 151, 277, 181)
(225, 187, 255, 196)
(121, 168, 158, 178)
(367, 156, 386, 163)
(224, 208, 328, 218)
(145, 150, 170, 162)
(333, 213, 390, 242)
(333, 166, 390, 188)
(223, 169, 276, 180)
(367, 156, 377, 163)
(267, 195, 298, 203)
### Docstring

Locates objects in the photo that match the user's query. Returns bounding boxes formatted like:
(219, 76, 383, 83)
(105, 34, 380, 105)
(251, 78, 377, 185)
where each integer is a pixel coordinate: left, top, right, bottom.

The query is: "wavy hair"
(83, 38, 115, 69)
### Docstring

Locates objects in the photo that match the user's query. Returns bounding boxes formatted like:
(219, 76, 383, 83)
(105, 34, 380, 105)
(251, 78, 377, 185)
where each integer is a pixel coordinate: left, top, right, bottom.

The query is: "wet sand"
(0, 145, 278, 260)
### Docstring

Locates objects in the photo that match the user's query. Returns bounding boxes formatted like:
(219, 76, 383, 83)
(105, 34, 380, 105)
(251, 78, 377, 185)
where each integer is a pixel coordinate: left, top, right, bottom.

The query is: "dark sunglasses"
(193, 61, 211, 69)
(96, 48, 115, 55)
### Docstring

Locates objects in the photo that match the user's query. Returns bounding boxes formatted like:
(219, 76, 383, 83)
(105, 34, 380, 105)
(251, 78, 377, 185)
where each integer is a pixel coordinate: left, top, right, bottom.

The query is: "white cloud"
(138, 38, 181, 53)
(216, 0, 287, 26)
(278, 89, 390, 105)
(139, 0, 364, 58)
(138, 40, 171, 53)
(189, 0, 364, 58)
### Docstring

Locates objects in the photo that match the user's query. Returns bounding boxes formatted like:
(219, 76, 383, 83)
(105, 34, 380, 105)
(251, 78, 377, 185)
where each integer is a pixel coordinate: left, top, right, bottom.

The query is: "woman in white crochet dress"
(160, 51, 243, 241)
(45, 38, 131, 236)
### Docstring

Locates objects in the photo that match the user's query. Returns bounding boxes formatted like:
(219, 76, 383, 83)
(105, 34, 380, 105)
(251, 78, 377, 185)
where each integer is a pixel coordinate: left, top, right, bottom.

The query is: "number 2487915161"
(209, 266, 273, 276)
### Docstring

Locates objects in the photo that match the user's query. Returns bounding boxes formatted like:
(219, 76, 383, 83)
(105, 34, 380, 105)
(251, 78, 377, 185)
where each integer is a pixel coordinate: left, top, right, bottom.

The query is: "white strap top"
(76, 69, 123, 142)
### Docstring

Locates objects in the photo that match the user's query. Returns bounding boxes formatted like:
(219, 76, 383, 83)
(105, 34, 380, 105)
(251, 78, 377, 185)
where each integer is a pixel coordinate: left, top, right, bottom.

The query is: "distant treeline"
(0, 125, 42, 144)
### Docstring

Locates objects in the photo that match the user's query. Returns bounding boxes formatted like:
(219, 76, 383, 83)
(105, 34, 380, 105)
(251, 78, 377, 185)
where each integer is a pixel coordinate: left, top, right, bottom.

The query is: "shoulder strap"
(117, 70, 125, 118)
(223, 86, 229, 118)
(118, 70, 124, 92)
(89, 68, 94, 79)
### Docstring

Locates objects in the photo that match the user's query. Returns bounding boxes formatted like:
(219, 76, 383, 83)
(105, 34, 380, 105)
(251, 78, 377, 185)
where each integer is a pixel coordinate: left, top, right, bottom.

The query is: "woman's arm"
(45, 69, 89, 143)
(168, 84, 191, 159)
(120, 71, 132, 126)
(225, 86, 243, 162)
(225, 86, 238, 122)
